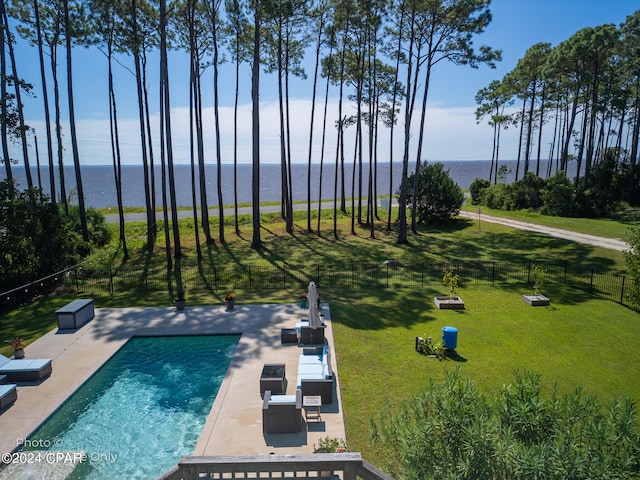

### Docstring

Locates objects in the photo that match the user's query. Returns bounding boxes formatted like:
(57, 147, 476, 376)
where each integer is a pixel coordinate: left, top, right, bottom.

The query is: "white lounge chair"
(0, 354, 52, 382)
(0, 384, 17, 412)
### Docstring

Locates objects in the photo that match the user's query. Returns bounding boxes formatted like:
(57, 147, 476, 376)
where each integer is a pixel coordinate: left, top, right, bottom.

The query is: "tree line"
(1, 0, 639, 274)
(475, 11, 640, 206)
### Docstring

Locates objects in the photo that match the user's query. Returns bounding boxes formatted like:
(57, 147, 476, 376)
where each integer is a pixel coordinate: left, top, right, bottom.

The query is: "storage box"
(56, 299, 95, 329)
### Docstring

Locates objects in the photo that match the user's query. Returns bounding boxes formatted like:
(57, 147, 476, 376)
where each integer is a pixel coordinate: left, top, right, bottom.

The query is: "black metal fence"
(3, 259, 639, 312)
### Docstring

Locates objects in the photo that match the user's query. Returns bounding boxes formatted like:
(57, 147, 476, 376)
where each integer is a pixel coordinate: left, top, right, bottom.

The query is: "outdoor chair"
(262, 390, 302, 434)
(0, 384, 17, 412)
(0, 354, 53, 383)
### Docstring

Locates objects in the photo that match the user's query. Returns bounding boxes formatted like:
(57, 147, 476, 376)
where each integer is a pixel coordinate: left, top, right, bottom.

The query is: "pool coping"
(0, 303, 344, 463)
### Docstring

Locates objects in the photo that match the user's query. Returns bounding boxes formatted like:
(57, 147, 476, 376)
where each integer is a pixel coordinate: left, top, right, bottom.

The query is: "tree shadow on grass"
(491, 283, 604, 308)
(328, 288, 439, 331)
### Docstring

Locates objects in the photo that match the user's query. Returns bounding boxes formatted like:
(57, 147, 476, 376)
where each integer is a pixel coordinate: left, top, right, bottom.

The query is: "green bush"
(404, 162, 465, 224)
(371, 369, 640, 480)
(511, 172, 546, 210)
(483, 182, 513, 210)
(0, 180, 78, 292)
(469, 178, 490, 205)
(541, 171, 577, 216)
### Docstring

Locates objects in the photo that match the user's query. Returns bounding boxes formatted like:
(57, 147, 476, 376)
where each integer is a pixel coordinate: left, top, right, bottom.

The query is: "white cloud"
(14, 99, 522, 167)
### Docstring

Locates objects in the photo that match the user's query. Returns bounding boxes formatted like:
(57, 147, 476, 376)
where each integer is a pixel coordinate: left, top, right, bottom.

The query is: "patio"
(0, 302, 344, 462)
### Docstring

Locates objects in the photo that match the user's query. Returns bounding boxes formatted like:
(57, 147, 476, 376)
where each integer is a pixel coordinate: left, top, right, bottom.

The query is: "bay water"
(2, 160, 577, 209)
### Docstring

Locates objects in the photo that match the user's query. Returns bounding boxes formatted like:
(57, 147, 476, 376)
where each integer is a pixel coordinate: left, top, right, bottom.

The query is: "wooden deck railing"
(157, 453, 396, 480)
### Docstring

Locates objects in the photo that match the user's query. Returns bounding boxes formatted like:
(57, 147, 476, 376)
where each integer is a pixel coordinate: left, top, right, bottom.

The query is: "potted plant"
(224, 293, 236, 310)
(434, 268, 465, 309)
(313, 436, 347, 453)
(523, 264, 550, 306)
(10, 337, 26, 359)
(174, 288, 186, 310)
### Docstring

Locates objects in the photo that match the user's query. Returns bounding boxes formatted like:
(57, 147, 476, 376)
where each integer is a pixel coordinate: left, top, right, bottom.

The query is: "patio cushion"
(0, 357, 52, 372)
(268, 394, 297, 404)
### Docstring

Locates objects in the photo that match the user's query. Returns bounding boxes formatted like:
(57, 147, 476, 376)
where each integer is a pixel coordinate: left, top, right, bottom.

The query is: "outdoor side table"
(303, 395, 322, 422)
(280, 328, 298, 345)
(260, 364, 286, 396)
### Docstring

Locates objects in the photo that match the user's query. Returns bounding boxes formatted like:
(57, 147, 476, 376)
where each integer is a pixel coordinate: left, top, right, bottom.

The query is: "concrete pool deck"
(0, 302, 345, 462)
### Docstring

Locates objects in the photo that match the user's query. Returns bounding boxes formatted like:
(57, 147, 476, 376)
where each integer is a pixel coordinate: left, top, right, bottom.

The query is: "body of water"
(2, 160, 579, 209)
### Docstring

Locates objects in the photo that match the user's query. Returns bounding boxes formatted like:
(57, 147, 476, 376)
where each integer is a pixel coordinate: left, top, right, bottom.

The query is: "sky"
(7, 0, 640, 167)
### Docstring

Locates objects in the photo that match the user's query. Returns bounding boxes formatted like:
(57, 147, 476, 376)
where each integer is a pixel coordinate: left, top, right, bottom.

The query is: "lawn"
(1, 210, 638, 472)
(330, 284, 640, 465)
(462, 203, 640, 242)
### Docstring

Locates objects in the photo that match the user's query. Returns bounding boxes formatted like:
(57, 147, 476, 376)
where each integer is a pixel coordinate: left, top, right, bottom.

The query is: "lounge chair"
(0, 354, 53, 382)
(262, 390, 302, 434)
(0, 384, 17, 412)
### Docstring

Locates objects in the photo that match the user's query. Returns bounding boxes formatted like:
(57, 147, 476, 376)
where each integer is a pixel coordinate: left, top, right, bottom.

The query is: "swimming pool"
(23, 334, 240, 479)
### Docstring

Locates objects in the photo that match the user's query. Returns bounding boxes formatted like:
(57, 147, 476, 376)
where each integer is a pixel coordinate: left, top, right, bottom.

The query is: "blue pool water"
(23, 335, 240, 480)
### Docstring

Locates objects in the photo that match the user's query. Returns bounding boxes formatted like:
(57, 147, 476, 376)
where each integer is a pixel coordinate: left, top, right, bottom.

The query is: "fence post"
(563, 260, 568, 283)
(74, 267, 79, 293)
(527, 261, 532, 284)
(492, 262, 496, 285)
(386, 263, 389, 288)
(590, 267, 595, 293)
(620, 276, 626, 304)
(109, 268, 114, 295)
(283, 264, 287, 290)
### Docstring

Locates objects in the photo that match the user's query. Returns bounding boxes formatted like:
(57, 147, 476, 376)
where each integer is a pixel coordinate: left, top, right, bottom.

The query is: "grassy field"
(330, 284, 640, 464)
(1, 209, 638, 468)
(461, 203, 640, 241)
(84, 208, 626, 274)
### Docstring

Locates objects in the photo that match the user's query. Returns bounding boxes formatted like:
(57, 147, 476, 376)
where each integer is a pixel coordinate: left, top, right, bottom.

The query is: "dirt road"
(458, 210, 629, 252)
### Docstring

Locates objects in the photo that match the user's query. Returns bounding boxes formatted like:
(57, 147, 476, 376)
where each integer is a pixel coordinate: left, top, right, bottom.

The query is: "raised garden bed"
(434, 296, 465, 310)
(522, 294, 550, 306)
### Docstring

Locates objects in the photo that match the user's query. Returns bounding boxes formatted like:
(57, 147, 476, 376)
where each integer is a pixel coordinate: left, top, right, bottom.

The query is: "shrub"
(511, 172, 546, 210)
(469, 178, 490, 205)
(404, 162, 465, 224)
(483, 182, 513, 210)
(541, 171, 577, 216)
(371, 369, 640, 480)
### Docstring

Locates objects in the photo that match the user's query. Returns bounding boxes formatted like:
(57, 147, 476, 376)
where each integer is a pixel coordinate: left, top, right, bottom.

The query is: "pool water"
(24, 335, 240, 480)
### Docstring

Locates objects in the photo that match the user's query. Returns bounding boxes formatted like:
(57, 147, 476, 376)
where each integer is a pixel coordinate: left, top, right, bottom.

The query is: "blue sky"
(8, 0, 639, 166)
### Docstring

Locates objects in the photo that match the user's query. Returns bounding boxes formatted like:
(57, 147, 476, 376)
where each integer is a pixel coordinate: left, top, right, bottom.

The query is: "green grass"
(84, 209, 626, 274)
(331, 284, 640, 465)
(462, 203, 640, 241)
(2, 211, 638, 470)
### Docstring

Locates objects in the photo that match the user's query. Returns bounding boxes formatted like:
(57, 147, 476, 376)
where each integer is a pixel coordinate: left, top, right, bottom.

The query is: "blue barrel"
(442, 326, 458, 350)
